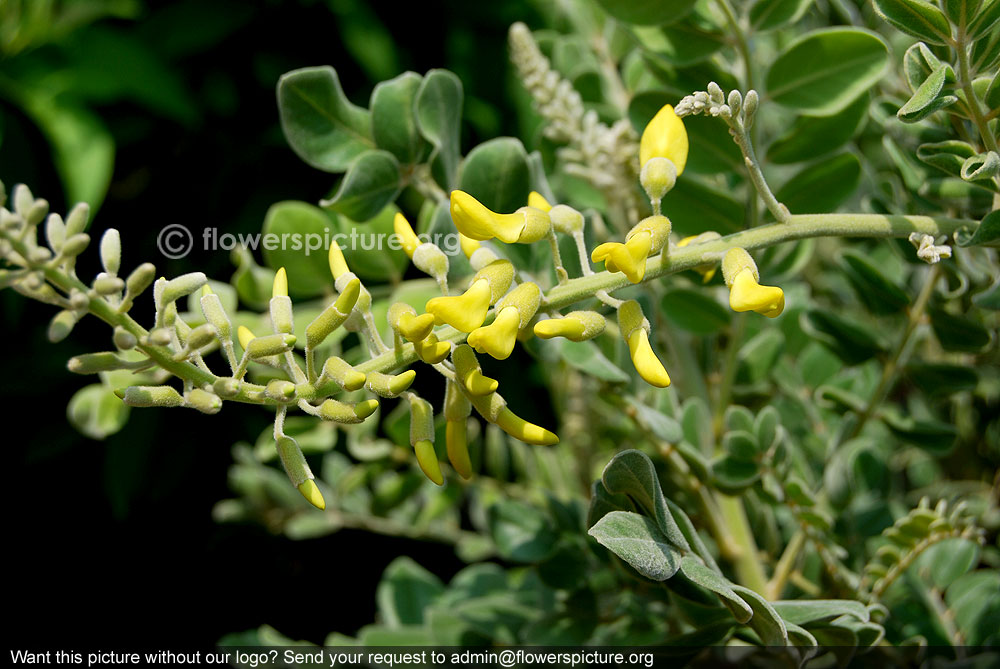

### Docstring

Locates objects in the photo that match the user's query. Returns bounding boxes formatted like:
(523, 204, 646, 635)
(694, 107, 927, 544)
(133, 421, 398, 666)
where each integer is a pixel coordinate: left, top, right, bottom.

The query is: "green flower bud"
(45, 214, 65, 251)
(184, 323, 217, 351)
(318, 356, 367, 392)
(27, 199, 49, 227)
(121, 385, 184, 407)
(213, 378, 241, 398)
(64, 202, 90, 237)
(13, 184, 34, 219)
(549, 205, 584, 235)
(640, 157, 678, 203)
(147, 328, 173, 347)
(159, 272, 207, 308)
(199, 291, 233, 342)
(305, 277, 360, 350)
(68, 352, 143, 374)
(270, 295, 294, 335)
(265, 379, 297, 402)
(318, 397, 379, 424)
(60, 233, 91, 260)
(246, 333, 296, 359)
(120, 262, 156, 312)
(93, 273, 125, 296)
(275, 435, 324, 509)
(366, 369, 416, 397)
(186, 388, 222, 414)
(100, 229, 121, 276)
(48, 310, 79, 343)
(113, 327, 138, 351)
(412, 243, 449, 281)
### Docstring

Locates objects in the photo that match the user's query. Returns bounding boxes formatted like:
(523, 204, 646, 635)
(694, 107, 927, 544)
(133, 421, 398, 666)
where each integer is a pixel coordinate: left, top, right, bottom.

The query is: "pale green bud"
(13, 184, 34, 219)
(93, 273, 124, 296)
(269, 295, 294, 334)
(26, 199, 49, 227)
(125, 263, 156, 301)
(159, 272, 207, 308)
(727, 89, 742, 118)
(548, 205, 584, 235)
(69, 290, 90, 311)
(412, 243, 449, 280)
(113, 327, 138, 350)
(45, 214, 66, 251)
(366, 369, 416, 397)
(60, 233, 91, 260)
(29, 247, 52, 263)
(265, 379, 297, 402)
(184, 323, 217, 351)
(318, 356, 366, 392)
(100, 229, 121, 275)
(64, 202, 90, 237)
(48, 310, 79, 343)
(68, 352, 137, 374)
(409, 396, 435, 445)
(187, 388, 222, 414)
(122, 385, 184, 407)
(275, 435, 313, 488)
(246, 333, 296, 359)
(147, 328, 173, 347)
(743, 90, 758, 127)
(199, 292, 233, 341)
(213, 378, 241, 398)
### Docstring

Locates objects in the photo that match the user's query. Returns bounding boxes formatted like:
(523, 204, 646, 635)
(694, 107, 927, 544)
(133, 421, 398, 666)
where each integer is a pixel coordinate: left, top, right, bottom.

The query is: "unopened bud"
(548, 205, 584, 235)
(186, 388, 222, 414)
(246, 333, 296, 359)
(213, 378, 241, 398)
(412, 243, 449, 280)
(100, 229, 121, 275)
(640, 157, 678, 203)
(265, 379, 297, 402)
(113, 327, 138, 350)
(48, 310, 78, 343)
(60, 233, 91, 260)
(45, 214, 66, 251)
(64, 202, 90, 236)
(121, 385, 184, 407)
(159, 272, 207, 308)
(93, 273, 124, 296)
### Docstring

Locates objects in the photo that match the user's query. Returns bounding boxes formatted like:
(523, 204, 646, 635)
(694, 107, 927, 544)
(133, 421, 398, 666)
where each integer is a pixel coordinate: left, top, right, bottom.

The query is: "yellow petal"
(393, 212, 421, 258)
(446, 420, 472, 479)
(640, 104, 688, 175)
(237, 325, 255, 351)
(425, 278, 492, 332)
(354, 399, 380, 420)
(450, 190, 525, 243)
(468, 306, 521, 360)
(414, 439, 444, 485)
(627, 328, 671, 388)
(591, 232, 652, 284)
(414, 333, 452, 364)
(273, 267, 288, 298)
(729, 268, 784, 317)
(494, 407, 559, 446)
(397, 311, 435, 342)
(534, 317, 586, 340)
(296, 480, 326, 510)
(328, 239, 349, 279)
(459, 233, 481, 259)
(528, 191, 552, 212)
(464, 368, 498, 396)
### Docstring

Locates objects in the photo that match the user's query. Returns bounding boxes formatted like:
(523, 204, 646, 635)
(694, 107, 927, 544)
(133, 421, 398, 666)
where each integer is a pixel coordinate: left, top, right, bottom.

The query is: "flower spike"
(468, 282, 541, 360)
(618, 300, 670, 388)
(450, 190, 551, 244)
(722, 248, 784, 318)
(640, 104, 688, 175)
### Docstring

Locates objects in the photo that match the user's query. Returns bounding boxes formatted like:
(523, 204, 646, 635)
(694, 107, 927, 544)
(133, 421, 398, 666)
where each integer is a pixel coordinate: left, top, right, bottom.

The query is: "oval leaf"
(595, 0, 697, 26)
(776, 152, 861, 213)
(588, 511, 682, 581)
(371, 71, 428, 164)
(320, 149, 402, 222)
(873, 0, 952, 44)
(261, 201, 336, 298)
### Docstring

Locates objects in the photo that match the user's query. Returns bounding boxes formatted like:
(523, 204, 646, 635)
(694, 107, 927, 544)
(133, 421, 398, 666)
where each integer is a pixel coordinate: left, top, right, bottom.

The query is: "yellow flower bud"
(393, 212, 421, 258)
(450, 190, 551, 244)
(328, 240, 349, 279)
(618, 300, 670, 388)
(414, 440, 443, 486)
(272, 267, 288, 298)
(265, 379, 297, 402)
(276, 434, 324, 509)
(722, 248, 784, 318)
(319, 397, 379, 423)
(469, 391, 559, 446)
(305, 278, 361, 349)
(413, 333, 452, 364)
(444, 381, 472, 479)
(452, 344, 499, 396)
(640, 104, 688, 175)
(527, 191, 552, 212)
(318, 356, 367, 392)
(533, 310, 606, 341)
(366, 369, 416, 397)
(297, 480, 326, 510)
(468, 307, 521, 360)
(410, 396, 443, 485)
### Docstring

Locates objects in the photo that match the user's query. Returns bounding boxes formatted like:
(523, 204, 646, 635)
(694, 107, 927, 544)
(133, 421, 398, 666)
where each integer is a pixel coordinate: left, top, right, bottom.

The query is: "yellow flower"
(467, 282, 540, 360)
(450, 190, 551, 244)
(591, 215, 671, 284)
(393, 212, 421, 258)
(425, 259, 514, 332)
(452, 344, 499, 396)
(527, 191, 552, 211)
(640, 104, 689, 175)
(618, 300, 670, 388)
(722, 248, 784, 318)
(533, 310, 606, 342)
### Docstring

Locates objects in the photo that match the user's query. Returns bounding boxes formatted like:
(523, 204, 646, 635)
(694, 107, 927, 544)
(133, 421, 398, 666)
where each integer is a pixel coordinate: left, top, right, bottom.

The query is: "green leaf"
(370, 71, 428, 164)
(945, 571, 1000, 645)
(627, 398, 683, 443)
(749, 0, 814, 31)
(332, 204, 409, 282)
(710, 456, 761, 493)
(927, 538, 980, 589)
(679, 556, 753, 622)
(600, 449, 691, 552)
(974, 279, 1000, 309)
(956, 209, 1000, 247)
(776, 152, 861, 214)
(928, 305, 993, 351)
(67, 383, 129, 440)
(767, 95, 869, 165)
(556, 339, 630, 383)
(732, 585, 789, 645)
(588, 511, 682, 581)
(772, 599, 870, 625)
(660, 289, 731, 335)
(960, 151, 1000, 182)
(906, 361, 979, 396)
(723, 430, 759, 461)
(969, 0, 1000, 39)
(898, 65, 956, 122)
(587, 480, 636, 528)
(736, 328, 785, 385)
(917, 140, 980, 178)
(595, 0, 697, 26)
(277, 66, 373, 173)
(840, 249, 912, 314)
(488, 500, 558, 563)
(458, 137, 531, 214)
(415, 69, 463, 191)
(376, 557, 444, 628)
(800, 309, 887, 365)
(631, 19, 726, 67)
(320, 149, 401, 222)
(261, 201, 336, 298)
(881, 411, 958, 454)
(766, 28, 888, 116)
(662, 177, 743, 235)
(985, 69, 1000, 109)
(873, 0, 952, 44)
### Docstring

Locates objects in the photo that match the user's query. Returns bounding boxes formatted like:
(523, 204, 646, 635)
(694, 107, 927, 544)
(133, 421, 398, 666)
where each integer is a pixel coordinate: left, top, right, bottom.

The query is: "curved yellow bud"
(296, 480, 326, 510)
(425, 278, 492, 332)
(465, 369, 498, 396)
(413, 333, 452, 364)
(414, 440, 444, 486)
(355, 399, 380, 420)
(494, 407, 559, 446)
(729, 268, 785, 318)
(328, 240, 349, 279)
(468, 306, 521, 360)
(393, 212, 421, 258)
(534, 317, 585, 340)
(528, 191, 552, 212)
(319, 397, 378, 423)
(397, 311, 435, 342)
(591, 231, 653, 284)
(450, 190, 551, 244)
(640, 104, 688, 175)
(273, 267, 288, 298)
(627, 328, 671, 388)
(459, 233, 481, 259)
(237, 325, 255, 351)
(366, 369, 417, 397)
(446, 421, 472, 479)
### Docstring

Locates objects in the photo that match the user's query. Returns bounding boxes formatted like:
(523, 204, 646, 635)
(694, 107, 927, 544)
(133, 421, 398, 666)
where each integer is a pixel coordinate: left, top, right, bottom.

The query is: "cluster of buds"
(675, 82, 758, 129)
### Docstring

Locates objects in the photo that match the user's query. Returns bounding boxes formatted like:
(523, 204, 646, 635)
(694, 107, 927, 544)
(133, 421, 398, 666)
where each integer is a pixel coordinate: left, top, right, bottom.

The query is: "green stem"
(716, 493, 769, 594)
(766, 529, 806, 600)
(956, 27, 1000, 156)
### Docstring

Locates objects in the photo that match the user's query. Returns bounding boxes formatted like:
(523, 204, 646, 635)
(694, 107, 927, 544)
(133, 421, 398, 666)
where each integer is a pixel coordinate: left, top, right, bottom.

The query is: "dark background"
(2, 0, 542, 646)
